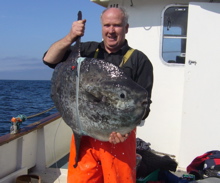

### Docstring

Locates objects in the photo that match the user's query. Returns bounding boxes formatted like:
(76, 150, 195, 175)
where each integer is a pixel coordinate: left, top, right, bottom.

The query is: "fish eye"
(120, 93, 126, 99)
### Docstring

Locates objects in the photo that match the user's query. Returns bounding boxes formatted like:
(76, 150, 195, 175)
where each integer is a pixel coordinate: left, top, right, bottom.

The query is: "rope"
(26, 106, 56, 119)
(75, 57, 86, 134)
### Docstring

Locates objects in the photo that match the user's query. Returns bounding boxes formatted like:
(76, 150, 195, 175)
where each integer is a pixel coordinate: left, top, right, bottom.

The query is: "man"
(43, 7, 153, 183)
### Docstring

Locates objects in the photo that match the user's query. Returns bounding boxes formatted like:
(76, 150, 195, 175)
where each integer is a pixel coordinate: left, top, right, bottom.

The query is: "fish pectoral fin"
(85, 91, 104, 103)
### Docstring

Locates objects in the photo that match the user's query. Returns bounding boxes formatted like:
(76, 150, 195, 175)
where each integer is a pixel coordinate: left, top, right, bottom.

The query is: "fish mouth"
(142, 99, 149, 109)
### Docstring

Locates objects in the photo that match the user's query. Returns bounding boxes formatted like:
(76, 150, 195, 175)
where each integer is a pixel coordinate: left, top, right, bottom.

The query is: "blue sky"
(0, 1, 105, 80)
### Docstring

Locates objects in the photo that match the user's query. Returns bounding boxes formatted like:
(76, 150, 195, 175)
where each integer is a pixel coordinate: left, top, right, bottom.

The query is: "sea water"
(0, 80, 57, 136)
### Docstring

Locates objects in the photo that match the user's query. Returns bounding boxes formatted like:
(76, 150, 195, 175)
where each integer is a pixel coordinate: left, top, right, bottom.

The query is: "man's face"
(101, 8, 129, 53)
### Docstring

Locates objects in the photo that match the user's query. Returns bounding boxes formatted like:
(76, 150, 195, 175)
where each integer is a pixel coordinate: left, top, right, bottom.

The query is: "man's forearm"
(43, 20, 86, 64)
(43, 34, 76, 64)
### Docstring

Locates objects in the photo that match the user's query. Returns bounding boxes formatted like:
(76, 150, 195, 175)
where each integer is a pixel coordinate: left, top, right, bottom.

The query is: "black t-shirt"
(43, 40, 153, 99)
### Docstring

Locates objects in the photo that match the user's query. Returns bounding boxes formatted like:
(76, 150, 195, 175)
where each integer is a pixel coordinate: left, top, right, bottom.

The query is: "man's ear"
(125, 23, 129, 34)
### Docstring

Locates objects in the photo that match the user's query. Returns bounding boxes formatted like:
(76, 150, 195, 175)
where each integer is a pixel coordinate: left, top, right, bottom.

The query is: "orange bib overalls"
(68, 48, 137, 183)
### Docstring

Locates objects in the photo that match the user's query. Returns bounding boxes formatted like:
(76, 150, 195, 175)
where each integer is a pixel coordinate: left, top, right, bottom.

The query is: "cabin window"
(162, 6, 188, 64)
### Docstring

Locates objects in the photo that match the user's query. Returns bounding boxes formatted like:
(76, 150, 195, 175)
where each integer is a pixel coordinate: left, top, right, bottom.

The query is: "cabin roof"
(90, 0, 109, 7)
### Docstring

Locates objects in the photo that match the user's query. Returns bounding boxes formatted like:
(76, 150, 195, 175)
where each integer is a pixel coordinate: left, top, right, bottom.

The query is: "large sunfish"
(51, 52, 149, 167)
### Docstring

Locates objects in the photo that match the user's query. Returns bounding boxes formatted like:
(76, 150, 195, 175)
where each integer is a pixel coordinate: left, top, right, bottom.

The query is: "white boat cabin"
(92, 0, 220, 168)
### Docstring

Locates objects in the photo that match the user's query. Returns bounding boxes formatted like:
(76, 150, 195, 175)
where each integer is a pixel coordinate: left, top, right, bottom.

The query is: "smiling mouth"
(108, 37, 116, 41)
(107, 34, 117, 39)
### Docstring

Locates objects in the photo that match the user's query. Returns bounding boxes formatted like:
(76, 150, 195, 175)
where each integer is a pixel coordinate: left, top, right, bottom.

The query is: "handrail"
(0, 112, 61, 146)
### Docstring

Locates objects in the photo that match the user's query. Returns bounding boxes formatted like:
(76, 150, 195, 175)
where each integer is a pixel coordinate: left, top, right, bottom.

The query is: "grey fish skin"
(51, 53, 148, 166)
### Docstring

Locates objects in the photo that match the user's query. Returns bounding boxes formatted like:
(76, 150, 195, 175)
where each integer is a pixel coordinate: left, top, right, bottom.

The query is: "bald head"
(101, 7, 128, 26)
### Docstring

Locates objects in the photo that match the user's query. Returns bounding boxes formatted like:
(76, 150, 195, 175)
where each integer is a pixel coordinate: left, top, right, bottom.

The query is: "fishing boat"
(1, 0, 220, 182)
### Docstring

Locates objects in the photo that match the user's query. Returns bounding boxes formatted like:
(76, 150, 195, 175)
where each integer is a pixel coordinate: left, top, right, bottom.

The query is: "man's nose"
(109, 25, 115, 33)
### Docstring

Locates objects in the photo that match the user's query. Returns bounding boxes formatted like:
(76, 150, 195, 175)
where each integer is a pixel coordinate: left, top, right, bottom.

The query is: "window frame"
(160, 4, 189, 66)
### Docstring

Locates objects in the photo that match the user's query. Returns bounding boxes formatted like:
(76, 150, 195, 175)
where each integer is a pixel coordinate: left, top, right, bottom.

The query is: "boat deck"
(50, 153, 69, 169)
(30, 153, 187, 183)
(31, 154, 69, 183)
(31, 168, 186, 183)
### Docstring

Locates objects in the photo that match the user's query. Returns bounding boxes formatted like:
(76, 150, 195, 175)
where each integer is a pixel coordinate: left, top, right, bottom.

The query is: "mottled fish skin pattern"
(51, 52, 148, 166)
